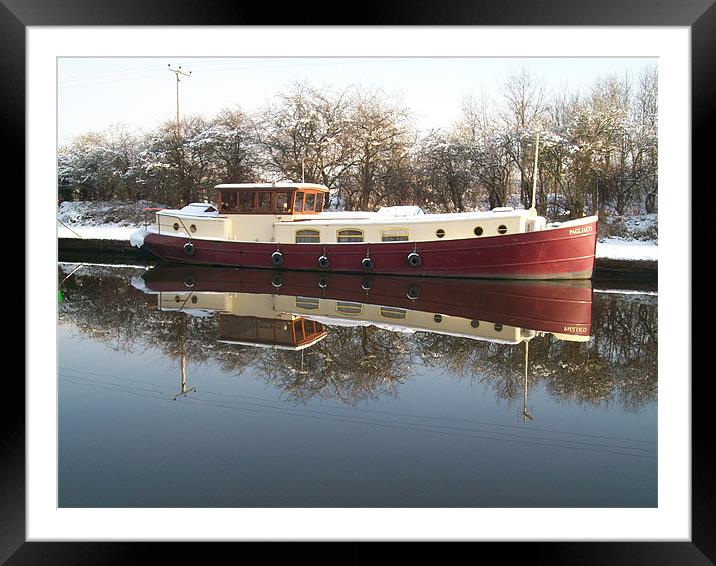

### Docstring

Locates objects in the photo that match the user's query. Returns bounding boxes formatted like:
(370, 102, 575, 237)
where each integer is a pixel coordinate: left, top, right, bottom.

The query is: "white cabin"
(147, 182, 549, 245)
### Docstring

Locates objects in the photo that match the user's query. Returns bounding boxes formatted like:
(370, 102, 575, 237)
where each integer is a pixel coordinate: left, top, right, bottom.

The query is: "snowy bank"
(595, 238, 658, 262)
(57, 224, 141, 240)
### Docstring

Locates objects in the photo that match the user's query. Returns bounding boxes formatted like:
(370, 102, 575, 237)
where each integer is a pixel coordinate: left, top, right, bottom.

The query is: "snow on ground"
(595, 237, 658, 261)
(57, 224, 141, 240)
(58, 199, 165, 227)
(57, 200, 164, 239)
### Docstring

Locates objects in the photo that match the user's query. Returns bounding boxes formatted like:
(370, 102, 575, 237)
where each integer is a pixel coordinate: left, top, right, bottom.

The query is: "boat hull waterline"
(139, 219, 597, 280)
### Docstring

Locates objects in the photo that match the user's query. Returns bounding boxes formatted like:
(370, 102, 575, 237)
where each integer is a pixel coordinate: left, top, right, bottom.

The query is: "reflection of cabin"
(216, 183, 329, 215)
(218, 315, 327, 350)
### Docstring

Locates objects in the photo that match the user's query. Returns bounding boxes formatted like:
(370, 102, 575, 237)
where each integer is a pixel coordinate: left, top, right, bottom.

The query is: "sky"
(58, 57, 656, 145)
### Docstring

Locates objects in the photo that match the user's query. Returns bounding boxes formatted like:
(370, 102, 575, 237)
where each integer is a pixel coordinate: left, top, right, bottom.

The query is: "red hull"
(140, 266, 593, 337)
(141, 220, 597, 280)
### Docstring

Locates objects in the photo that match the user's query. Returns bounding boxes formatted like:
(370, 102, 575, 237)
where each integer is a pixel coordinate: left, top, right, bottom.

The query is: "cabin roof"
(215, 183, 329, 193)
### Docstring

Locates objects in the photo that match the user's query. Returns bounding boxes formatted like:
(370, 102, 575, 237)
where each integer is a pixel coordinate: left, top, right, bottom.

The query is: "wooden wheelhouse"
(216, 183, 330, 215)
(218, 314, 327, 350)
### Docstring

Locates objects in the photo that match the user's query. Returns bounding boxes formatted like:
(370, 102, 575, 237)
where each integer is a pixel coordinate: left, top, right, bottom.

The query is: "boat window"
(239, 191, 256, 212)
(304, 192, 316, 212)
(315, 194, 324, 212)
(336, 301, 363, 316)
(275, 321, 292, 343)
(257, 319, 275, 340)
(337, 229, 364, 243)
(382, 228, 409, 242)
(257, 191, 272, 210)
(276, 192, 291, 213)
(436, 229, 445, 238)
(294, 192, 305, 213)
(295, 229, 321, 243)
(497, 225, 508, 234)
(494, 324, 503, 332)
(474, 226, 483, 236)
(220, 191, 238, 212)
(294, 319, 305, 341)
(220, 316, 257, 340)
(295, 297, 320, 310)
(380, 307, 407, 320)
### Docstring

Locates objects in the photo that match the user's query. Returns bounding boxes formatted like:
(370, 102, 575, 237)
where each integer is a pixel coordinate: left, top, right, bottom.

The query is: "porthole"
(174, 295, 181, 302)
(191, 296, 198, 304)
(190, 224, 197, 233)
(471, 320, 480, 328)
(436, 229, 445, 238)
(434, 314, 443, 323)
(173, 223, 179, 231)
(474, 226, 483, 236)
(497, 225, 508, 235)
(494, 324, 503, 332)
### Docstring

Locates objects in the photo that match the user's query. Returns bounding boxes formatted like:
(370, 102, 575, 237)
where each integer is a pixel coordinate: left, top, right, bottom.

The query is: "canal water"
(58, 263, 657, 508)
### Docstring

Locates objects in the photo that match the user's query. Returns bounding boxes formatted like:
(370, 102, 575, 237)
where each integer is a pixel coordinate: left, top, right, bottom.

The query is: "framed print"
(10, 0, 708, 563)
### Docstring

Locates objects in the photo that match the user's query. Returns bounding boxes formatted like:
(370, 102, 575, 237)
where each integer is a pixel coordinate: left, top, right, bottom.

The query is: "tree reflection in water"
(57, 264, 657, 412)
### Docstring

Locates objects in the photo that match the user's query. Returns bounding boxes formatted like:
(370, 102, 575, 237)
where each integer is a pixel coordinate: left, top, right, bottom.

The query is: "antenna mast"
(530, 131, 540, 216)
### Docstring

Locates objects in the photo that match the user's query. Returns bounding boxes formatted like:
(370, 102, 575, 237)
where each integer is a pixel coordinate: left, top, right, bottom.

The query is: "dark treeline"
(58, 266, 657, 411)
(58, 68, 657, 219)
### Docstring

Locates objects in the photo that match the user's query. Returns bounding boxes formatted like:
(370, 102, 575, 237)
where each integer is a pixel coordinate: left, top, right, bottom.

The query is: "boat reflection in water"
(133, 266, 593, 417)
(134, 266, 592, 348)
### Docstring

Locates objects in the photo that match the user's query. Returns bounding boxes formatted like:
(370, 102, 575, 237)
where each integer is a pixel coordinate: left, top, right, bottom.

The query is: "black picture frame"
(10, 1, 705, 563)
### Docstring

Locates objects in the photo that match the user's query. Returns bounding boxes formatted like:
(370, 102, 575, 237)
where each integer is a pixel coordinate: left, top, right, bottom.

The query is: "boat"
(129, 181, 597, 279)
(132, 266, 593, 345)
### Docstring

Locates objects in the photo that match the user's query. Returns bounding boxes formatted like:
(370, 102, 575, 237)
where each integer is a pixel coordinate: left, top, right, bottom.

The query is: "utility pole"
(168, 65, 191, 207)
(167, 64, 191, 134)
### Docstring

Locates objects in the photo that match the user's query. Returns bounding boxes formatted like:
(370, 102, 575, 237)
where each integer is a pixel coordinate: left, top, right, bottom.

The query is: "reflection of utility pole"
(173, 324, 195, 401)
(523, 340, 533, 422)
(167, 65, 191, 134)
(174, 351, 196, 400)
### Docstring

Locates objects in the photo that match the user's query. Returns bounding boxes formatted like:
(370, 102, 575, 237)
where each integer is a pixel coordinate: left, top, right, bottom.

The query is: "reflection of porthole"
(494, 324, 503, 332)
(436, 229, 445, 238)
(174, 295, 181, 302)
(471, 320, 480, 328)
(173, 223, 180, 231)
(191, 296, 198, 304)
(190, 224, 197, 233)
(497, 225, 507, 234)
(474, 227, 483, 236)
(434, 314, 443, 323)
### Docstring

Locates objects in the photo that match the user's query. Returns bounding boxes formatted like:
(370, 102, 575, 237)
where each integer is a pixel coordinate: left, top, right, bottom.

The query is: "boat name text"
(568, 226, 593, 235)
(563, 325, 589, 333)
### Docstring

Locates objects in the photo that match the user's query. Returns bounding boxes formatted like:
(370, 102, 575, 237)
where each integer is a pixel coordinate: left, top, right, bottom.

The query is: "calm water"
(58, 263, 657, 507)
